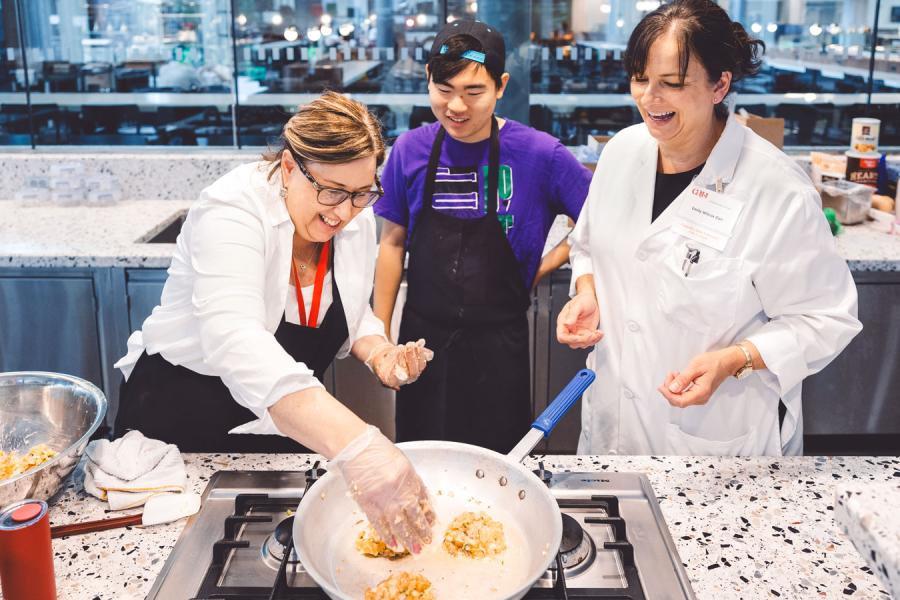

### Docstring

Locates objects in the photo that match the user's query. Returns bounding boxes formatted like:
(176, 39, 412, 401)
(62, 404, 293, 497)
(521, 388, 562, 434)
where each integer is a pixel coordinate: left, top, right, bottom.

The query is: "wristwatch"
(733, 343, 753, 380)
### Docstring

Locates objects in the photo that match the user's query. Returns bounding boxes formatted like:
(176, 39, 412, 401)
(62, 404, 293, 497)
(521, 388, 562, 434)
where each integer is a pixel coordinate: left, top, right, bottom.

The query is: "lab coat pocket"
(666, 423, 759, 456)
(656, 251, 745, 338)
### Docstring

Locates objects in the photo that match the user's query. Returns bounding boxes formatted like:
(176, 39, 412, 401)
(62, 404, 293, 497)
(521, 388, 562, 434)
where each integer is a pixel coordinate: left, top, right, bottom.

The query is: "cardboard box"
(736, 112, 785, 149)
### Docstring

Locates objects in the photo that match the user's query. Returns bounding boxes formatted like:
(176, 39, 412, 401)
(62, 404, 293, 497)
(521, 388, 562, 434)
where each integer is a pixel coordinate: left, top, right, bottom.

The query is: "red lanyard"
(290, 241, 329, 328)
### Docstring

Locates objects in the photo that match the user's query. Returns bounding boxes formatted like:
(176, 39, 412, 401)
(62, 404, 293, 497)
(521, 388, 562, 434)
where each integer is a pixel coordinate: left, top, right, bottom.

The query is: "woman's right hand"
(556, 292, 604, 349)
(330, 425, 436, 553)
(366, 339, 434, 390)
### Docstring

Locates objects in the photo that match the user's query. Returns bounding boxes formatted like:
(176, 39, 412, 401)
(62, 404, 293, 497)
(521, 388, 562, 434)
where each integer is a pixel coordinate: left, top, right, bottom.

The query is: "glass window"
(728, 0, 898, 146)
(13, 0, 235, 146)
(231, 0, 444, 146)
(527, 0, 899, 147)
(2, 0, 897, 148)
(1, 0, 31, 145)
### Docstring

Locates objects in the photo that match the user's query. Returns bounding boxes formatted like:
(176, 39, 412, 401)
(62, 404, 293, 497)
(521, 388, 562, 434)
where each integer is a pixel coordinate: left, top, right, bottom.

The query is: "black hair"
(624, 0, 765, 119)
(427, 34, 504, 89)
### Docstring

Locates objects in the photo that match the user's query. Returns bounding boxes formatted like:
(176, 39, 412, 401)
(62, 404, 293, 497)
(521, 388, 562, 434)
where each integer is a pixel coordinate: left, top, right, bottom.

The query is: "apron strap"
(422, 117, 501, 217)
(423, 126, 446, 215)
(485, 116, 500, 217)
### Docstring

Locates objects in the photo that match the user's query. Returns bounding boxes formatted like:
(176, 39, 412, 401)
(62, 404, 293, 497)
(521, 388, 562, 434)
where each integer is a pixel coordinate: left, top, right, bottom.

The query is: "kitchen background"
(0, 0, 898, 455)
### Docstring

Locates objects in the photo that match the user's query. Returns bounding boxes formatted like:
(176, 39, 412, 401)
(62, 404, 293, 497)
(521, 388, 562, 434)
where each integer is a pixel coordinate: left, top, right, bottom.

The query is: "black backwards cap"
(431, 20, 506, 75)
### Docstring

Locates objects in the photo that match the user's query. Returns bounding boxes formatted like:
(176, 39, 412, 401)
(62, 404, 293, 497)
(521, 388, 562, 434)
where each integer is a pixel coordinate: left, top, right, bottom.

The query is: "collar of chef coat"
(637, 113, 747, 246)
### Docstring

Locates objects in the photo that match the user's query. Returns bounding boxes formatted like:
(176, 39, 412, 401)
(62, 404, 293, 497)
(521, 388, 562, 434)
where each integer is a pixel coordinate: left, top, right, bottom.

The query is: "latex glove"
(330, 425, 436, 553)
(365, 339, 434, 390)
(556, 292, 604, 349)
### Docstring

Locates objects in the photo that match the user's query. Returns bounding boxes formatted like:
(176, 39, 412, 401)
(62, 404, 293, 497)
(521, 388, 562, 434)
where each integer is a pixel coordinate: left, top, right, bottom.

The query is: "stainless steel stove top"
(148, 469, 695, 600)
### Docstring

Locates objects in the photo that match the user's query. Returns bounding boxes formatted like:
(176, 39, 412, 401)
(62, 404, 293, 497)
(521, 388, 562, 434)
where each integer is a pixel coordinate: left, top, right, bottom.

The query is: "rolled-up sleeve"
(746, 188, 862, 396)
(189, 199, 322, 435)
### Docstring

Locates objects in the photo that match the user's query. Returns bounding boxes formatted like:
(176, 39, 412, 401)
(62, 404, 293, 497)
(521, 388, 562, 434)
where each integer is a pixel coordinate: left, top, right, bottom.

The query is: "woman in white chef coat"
(558, 0, 862, 456)
(115, 92, 435, 552)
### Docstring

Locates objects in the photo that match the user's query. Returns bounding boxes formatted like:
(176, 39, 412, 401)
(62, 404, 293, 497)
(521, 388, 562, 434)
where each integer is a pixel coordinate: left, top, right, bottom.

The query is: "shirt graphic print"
(375, 120, 591, 287)
(433, 164, 515, 230)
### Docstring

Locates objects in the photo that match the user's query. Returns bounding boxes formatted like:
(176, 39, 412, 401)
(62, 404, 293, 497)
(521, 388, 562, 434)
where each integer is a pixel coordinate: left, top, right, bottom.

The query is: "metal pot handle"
(508, 368, 595, 463)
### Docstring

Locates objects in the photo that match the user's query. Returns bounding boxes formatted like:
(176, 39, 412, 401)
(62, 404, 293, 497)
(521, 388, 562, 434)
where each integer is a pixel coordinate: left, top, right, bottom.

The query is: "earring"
(279, 187, 287, 200)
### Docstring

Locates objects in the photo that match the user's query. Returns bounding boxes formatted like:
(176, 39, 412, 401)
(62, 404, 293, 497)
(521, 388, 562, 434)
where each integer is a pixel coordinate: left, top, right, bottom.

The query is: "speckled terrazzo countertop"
(0, 200, 193, 268)
(1, 200, 899, 271)
(38, 454, 898, 600)
(835, 482, 900, 598)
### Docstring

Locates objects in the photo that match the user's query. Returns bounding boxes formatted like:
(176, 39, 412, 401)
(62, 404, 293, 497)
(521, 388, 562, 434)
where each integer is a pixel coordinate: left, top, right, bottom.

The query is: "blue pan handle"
(533, 369, 596, 436)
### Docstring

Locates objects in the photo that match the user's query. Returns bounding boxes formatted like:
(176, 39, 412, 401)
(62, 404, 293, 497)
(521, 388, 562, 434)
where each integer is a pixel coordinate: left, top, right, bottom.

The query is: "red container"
(0, 499, 57, 600)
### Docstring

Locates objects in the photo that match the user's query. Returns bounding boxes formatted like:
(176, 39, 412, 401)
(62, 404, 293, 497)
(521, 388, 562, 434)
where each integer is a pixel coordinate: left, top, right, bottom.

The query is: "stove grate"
(523, 495, 646, 599)
(190, 482, 645, 599)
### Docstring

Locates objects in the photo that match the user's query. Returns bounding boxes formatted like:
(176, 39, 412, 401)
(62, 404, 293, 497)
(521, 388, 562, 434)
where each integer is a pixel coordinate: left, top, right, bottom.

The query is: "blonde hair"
(264, 91, 385, 179)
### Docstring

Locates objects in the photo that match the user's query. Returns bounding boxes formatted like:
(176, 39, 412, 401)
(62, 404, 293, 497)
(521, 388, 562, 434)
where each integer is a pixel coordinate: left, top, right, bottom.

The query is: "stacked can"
(0, 500, 57, 600)
(846, 118, 881, 188)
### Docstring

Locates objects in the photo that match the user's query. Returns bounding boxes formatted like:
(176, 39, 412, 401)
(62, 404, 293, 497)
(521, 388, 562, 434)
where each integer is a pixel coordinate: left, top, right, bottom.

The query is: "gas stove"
(148, 467, 695, 599)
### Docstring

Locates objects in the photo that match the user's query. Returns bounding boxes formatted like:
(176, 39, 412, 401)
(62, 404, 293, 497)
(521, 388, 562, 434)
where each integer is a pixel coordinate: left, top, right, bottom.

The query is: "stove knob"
(532, 462, 552, 485)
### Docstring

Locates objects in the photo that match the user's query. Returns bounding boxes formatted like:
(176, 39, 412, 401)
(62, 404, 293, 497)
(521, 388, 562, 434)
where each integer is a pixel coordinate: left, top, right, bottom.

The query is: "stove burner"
(261, 516, 301, 570)
(549, 513, 596, 576)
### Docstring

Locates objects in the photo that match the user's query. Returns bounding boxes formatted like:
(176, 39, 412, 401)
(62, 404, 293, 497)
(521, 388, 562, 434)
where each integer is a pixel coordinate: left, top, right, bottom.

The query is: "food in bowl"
(442, 511, 507, 558)
(356, 525, 410, 559)
(364, 572, 434, 600)
(0, 444, 57, 481)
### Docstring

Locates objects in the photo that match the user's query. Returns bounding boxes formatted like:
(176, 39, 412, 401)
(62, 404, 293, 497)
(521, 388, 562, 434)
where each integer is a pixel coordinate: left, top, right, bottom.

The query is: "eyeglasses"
(293, 154, 384, 209)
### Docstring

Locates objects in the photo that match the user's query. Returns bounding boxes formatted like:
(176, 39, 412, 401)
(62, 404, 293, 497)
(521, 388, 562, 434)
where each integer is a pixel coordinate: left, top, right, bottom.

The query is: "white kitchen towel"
(83, 430, 187, 510)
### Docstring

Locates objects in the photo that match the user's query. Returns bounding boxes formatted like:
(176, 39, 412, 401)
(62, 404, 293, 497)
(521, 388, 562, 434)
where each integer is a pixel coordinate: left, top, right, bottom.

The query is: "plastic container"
(48, 162, 81, 178)
(0, 500, 57, 600)
(50, 189, 84, 206)
(14, 187, 51, 206)
(84, 175, 117, 193)
(820, 179, 875, 225)
(47, 177, 83, 192)
(86, 188, 121, 206)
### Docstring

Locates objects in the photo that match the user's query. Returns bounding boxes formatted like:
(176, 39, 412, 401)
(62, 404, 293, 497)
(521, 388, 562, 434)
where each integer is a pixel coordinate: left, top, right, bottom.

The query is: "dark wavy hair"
(624, 0, 765, 119)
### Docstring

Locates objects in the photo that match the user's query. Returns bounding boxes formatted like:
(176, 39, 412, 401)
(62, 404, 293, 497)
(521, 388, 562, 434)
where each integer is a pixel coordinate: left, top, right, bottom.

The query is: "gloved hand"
(365, 339, 434, 390)
(330, 425, 436, 553)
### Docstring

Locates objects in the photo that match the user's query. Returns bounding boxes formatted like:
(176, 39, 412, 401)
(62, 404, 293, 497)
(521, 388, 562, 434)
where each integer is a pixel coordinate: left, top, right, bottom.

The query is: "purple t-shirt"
(375, 120, 592, 287)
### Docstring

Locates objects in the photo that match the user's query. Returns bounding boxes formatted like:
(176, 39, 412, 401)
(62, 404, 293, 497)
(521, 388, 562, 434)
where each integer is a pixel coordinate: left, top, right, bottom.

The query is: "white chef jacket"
(115, 162, 386, 436)
(569, 114, 862, 456)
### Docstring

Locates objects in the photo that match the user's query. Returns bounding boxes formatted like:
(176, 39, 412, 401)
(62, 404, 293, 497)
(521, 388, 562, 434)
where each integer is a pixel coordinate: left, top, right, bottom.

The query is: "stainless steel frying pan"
(294, 369, 596, 600)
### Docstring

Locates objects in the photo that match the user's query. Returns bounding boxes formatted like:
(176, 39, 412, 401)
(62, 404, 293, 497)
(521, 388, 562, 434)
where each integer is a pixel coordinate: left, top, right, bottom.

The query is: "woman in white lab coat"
(115, 93, 435, 552)
(557, 0, 861, 456)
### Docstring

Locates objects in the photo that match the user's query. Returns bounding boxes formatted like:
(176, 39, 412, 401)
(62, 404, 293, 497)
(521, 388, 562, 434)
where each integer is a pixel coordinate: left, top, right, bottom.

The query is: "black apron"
(116, 261, 349, 453)
(396, 117, 532, 454)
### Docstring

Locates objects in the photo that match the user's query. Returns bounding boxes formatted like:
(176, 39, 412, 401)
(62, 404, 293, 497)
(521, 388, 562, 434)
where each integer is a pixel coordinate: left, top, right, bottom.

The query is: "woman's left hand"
(366, 339, 434, 390)
(658, 347, 743, 408)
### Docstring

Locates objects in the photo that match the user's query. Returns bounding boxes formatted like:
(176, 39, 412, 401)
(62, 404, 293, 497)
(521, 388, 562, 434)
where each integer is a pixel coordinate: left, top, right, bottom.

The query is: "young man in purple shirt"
(374, 20, 591, 453)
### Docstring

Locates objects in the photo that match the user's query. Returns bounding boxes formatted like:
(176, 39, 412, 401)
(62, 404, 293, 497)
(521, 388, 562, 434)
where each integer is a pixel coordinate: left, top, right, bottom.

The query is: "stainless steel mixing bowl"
(0, 372, 107, 507)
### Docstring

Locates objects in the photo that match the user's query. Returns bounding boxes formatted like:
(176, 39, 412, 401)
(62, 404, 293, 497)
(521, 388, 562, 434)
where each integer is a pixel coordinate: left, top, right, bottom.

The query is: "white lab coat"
(115, 162, 386, 436)
(569, 115, 861, 456)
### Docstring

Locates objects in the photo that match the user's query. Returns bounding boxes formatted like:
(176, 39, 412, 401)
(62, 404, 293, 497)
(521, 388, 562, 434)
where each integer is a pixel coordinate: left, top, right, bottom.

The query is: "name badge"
(671, 186, 744, 251)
